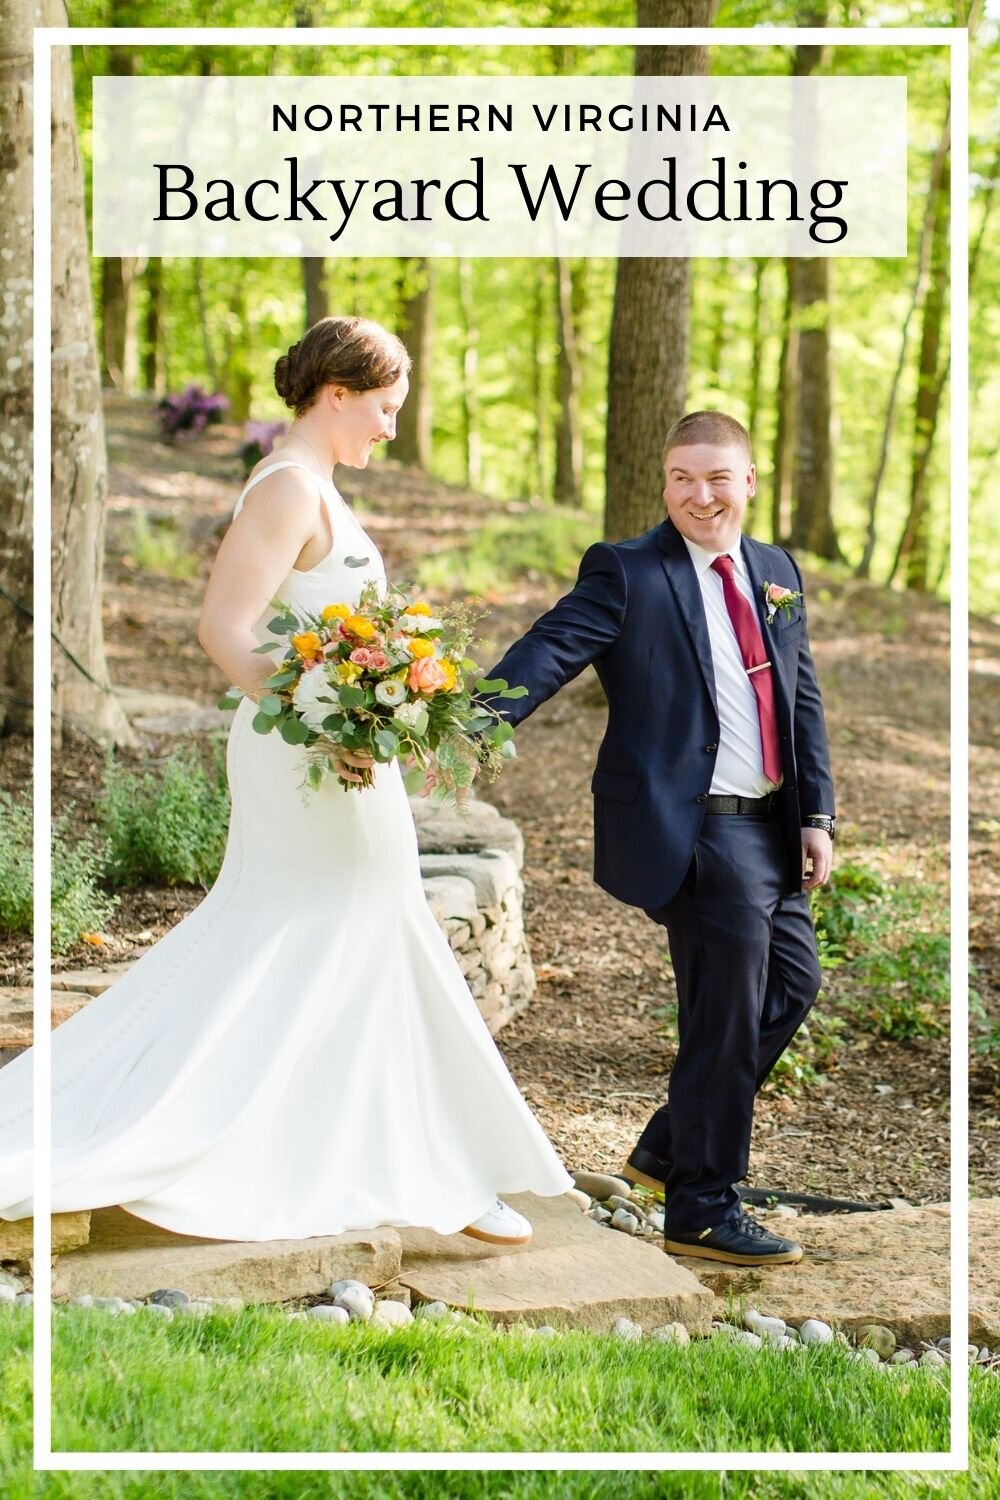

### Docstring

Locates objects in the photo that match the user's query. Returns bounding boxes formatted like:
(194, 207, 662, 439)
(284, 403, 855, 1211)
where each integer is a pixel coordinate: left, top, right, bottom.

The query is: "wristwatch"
(803, 814, 836, 842)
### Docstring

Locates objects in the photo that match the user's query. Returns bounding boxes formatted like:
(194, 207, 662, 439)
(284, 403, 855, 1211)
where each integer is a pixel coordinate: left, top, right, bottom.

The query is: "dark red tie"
(710, 554, 782, 786)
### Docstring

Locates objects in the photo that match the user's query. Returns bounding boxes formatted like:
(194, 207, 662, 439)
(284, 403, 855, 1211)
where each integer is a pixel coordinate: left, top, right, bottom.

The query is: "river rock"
(0, 1286, 16, 1306)
(334, 1286, 374, 1322)
(612, 1317, 643, 1341)
(799, 1318, 834, 1346)
(307, 1305, 350, 1325)
(650, 1322, 690, 1346)
(149, 1289, 190, 1308)
(610, 1208, 640, 1235)
(920, 1348, 947, 1368)
(744, 1309, 786, 1343)
(857, 1324, 896, 1360)
(371, 1299, 414, 1329)
(564, 1189, 591, 1213)
(572, 1172, 633, 1202)
(890, 1350, 917, 1364)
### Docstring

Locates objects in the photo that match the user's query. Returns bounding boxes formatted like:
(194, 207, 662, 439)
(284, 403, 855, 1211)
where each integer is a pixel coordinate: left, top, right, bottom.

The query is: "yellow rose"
(322, 603, 351, 623)
(345, 615, 377, 640)
(291, 631, 323, 660)
(336, 661, 363, 683)
(439, 660, 459, 692)
(407, 637, 436, 659)
(404, 602, 433, 616)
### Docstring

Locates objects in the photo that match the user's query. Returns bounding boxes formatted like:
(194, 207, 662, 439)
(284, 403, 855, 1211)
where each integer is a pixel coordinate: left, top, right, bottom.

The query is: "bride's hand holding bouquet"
(221, 581, 525, 800)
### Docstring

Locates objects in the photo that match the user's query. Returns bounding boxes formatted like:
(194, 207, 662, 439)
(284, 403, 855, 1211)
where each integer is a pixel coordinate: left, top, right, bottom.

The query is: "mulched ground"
(4, 392, 990, 1205)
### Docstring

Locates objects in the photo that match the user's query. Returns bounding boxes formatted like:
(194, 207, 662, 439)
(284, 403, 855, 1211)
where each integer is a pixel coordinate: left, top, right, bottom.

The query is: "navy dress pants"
(638, 812, 822, 1234)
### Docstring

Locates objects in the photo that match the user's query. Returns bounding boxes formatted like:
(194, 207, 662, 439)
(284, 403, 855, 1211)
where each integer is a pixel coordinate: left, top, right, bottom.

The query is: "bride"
(0, 315, 572, 1245)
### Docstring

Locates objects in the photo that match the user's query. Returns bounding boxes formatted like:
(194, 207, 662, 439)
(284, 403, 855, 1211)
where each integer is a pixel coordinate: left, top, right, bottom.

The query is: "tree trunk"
(530, 262, 547, 497)
(604, 0, 718, 541)
(553, 257, 583, 506)
(0, 0, 34, 736)
(788, 255, 840, 559)
(100, 256, 140, 393)
(770, 261, 797, 546)
(302, 257, 329, 329)
(143, 256, 165, 394)
(394, 259, 433, 469)
(786, 20, 840, 562)
(856, 113, 950, 580)
(746, 259, 767, 458)
(191, 259, 218, 389)
(891, 153, 950, 591)
(457, 259, 481, 490)
(222, 274, 253, 422)
(48, 1, 135, 748)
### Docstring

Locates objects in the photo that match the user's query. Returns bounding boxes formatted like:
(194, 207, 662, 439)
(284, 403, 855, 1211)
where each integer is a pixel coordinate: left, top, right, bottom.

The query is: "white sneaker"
(461, 1197, 532, 1245)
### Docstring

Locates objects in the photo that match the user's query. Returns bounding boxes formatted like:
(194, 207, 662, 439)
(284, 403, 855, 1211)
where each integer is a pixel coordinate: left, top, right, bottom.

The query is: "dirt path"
(6, 394, 979, 1204)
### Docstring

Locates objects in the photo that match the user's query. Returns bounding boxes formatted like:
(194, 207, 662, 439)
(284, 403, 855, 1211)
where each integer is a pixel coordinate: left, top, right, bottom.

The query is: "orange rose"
(291, 631, 323, 662)
(407, 656, 450, 694)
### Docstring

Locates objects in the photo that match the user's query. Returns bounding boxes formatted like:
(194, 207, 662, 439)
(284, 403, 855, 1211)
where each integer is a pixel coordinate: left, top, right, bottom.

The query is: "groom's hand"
(801, 827, 833, 891)
(331, 746, 375, 784)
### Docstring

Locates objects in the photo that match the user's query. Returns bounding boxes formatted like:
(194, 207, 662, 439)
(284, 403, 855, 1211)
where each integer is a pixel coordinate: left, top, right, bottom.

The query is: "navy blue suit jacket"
(484, 517, 835, 911)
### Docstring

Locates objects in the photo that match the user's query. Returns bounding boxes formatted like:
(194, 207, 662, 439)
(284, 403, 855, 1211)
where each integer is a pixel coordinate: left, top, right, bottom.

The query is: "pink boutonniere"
(762, 581, 803, 625)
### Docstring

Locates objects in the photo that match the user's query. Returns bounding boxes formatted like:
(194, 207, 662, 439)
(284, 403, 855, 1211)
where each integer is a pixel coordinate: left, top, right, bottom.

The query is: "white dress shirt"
(682, 534, 779, 798)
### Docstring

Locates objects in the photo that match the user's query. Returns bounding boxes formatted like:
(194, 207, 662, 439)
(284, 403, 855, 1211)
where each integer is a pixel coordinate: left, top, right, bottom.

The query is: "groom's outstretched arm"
(481, 541, 627, 726)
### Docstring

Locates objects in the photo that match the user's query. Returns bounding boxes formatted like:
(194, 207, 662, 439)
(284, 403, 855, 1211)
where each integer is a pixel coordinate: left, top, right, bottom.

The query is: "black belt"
(705, 792, 778, 815)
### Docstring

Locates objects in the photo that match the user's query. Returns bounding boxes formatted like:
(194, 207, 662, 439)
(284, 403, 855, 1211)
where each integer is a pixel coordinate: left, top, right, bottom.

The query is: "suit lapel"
(657, 523, 718, 713)
(740, 536, 791, 714)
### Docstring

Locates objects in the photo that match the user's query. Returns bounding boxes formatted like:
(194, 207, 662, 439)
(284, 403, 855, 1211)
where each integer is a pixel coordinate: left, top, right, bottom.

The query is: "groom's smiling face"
(663, 442, 755, 554)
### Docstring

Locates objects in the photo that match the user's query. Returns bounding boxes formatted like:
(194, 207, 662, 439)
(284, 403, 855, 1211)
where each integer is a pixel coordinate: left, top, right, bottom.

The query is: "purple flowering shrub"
(240, 419, 288, 475)
(156, 385, 230, 441)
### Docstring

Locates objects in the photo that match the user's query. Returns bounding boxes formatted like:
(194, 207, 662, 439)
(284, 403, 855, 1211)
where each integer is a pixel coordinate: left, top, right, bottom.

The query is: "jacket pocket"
(772, 615, 804, 648)
(591, 768, 642, 803)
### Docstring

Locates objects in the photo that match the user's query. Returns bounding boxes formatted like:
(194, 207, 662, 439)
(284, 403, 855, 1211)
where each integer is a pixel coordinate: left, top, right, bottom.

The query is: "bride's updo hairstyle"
(274, 316, 411, 416)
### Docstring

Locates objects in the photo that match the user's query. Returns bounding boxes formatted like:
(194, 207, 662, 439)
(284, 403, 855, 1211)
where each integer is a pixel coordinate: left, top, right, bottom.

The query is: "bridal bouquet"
(220, 581, 526, 797)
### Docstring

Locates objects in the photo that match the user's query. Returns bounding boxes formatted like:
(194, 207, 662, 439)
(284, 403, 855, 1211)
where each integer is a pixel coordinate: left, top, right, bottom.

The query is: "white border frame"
(31, 23, 969, 1476)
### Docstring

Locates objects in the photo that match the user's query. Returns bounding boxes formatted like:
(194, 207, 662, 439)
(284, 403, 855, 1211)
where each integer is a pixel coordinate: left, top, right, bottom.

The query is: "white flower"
(293, 666, 337, 731)
(394, 699, 428, 733)
(398, 613, 443, 634)
(374, 679, 407, 707)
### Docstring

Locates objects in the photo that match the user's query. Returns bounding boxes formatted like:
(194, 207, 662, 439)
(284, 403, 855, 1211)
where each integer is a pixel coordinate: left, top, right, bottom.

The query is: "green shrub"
(51, 817, 120, 955)
(98, 741, 231, 888)
(811, 861, 948, 1041)
(0, 788, 33, 935)
(0, 788, 119, 953)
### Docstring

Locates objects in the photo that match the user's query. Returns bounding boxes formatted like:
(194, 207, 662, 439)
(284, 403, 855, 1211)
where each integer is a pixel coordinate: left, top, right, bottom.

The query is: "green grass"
(0, 1301, 993, 1496)
(0, 1306, 954, 1458)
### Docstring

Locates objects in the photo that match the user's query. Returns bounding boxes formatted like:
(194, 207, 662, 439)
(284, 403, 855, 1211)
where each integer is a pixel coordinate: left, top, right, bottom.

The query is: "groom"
(483, 410, 836, 1266)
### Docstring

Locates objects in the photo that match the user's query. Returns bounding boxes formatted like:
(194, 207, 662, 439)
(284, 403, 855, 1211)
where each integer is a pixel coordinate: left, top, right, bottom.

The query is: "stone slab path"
(669, 1203, 959, 1346)
(396, 1193, 713, 1333)
(50, 1208, 402, 1304)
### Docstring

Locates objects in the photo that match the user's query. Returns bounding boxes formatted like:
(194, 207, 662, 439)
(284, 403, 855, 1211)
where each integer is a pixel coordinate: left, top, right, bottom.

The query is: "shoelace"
(732, 1213, 775, 1240)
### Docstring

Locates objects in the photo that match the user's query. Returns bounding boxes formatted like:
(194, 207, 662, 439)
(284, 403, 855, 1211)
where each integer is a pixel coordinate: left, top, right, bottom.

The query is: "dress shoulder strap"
(233, 460, 337, 519)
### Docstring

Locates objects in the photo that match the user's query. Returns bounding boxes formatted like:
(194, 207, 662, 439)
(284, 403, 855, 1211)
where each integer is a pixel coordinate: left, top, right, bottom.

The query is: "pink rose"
(766, 584, 794, 604)
(407, 656, 449, 694)
(368, 650, 390, 671)
(349, 647, 372, 666)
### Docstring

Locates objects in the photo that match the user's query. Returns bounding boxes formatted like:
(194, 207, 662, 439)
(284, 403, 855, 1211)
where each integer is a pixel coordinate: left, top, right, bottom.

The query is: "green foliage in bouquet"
(220, 581, 527, 800)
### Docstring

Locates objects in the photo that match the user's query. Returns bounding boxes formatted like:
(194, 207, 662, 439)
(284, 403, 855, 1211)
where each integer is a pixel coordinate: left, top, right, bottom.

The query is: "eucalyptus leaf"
(374, 728, 399, 758)
(403, 765, 427, 796)
(338, 684, 366, 710)
(217, 694, 243, 711)
(266, 616, 295, 635)
(251, 711, 274, 735)
(258, 695, 283, 716)
(252, 642, 280, 653)
(499, 684, 529, 699)
(279, 716, 312, 745)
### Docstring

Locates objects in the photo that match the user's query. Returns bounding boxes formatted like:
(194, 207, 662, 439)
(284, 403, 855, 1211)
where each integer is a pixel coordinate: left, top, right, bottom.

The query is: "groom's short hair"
(663, 411, 752, 464)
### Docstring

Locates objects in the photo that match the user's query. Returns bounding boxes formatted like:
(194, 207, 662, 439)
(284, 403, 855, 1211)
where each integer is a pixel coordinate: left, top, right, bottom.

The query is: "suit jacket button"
(705, 742, 718, 753)
(695, 793, 708, 804)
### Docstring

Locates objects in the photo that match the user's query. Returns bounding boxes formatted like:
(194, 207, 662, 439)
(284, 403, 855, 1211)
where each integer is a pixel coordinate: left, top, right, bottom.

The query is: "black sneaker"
(664, 1212, 803, 1266)
(623, 1145, 670, 1193)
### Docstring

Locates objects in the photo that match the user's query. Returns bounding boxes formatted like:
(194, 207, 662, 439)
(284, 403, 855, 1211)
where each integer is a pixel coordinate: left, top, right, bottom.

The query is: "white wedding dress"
(0, 462, 571, 1240)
